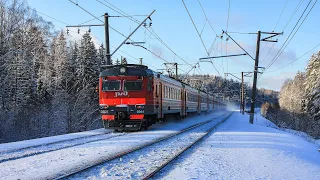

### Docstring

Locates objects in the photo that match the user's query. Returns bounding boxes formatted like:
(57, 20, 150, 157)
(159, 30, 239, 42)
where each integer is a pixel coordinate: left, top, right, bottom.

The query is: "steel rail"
(54, 112, 227, 179)
(143, 112, 233, 179)
(0, 132, 124, 164)
(0, 131, 112, 155)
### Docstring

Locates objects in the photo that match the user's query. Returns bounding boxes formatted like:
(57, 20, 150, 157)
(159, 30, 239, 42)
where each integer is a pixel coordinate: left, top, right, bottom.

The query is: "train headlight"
(136, 105, 144, 109)
(120, 67, 126, 73)
(100, 104, 109, 109)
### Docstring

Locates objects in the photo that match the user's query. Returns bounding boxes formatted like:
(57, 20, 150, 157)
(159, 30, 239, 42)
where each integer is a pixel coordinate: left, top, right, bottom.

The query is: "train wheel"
(140, 121, 148, 131)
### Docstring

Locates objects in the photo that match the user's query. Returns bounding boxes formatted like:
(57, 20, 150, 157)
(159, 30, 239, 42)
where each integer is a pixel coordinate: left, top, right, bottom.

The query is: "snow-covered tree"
(304, 52, 320, 121)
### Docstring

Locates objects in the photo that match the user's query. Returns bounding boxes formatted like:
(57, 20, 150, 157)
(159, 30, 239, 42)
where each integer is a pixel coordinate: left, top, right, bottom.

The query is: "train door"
(157, 82, 163, 119)
(184, 91, 187, 116)
(197, 93, 201, 114)
(180, 88, 186, 117)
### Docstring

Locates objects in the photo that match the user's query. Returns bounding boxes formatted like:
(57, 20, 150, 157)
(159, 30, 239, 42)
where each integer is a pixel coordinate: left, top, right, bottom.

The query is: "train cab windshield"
(124, 80, 142, 91)
(102, 80, 120, 91)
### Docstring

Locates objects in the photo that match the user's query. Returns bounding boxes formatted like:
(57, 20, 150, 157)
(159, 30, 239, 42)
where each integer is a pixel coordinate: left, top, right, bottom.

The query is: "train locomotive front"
(99, 64, 154, 131)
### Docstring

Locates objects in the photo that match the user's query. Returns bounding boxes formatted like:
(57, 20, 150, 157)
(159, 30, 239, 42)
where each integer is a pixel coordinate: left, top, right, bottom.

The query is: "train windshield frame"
(123, 80, 143, 91)
(102, 80, 121, 91)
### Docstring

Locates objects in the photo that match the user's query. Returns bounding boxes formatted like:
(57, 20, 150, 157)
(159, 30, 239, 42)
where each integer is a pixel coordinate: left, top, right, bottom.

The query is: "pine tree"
(52, 32, 68, 90)
(78, 32, 98, 89)
(304, 51, 320, 121)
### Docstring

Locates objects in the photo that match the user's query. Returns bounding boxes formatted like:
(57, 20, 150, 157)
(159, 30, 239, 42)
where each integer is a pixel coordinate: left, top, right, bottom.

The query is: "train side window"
(173, 89, 175, 99)
(165, 86, 168, 98)
(147, 80, 152, 92)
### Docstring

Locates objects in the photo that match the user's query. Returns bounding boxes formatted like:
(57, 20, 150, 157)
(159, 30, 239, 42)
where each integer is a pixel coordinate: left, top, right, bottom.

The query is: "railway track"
(143, 112, 233, 179)
(55, 112, 231, 179)
(0, 131, 125, 164)
(0, 130, 110, 154)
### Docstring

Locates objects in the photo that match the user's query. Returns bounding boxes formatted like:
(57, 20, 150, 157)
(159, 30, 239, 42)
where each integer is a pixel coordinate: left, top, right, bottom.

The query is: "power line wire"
(97, 0, 194, 69)
(259, 0, 289, 61)
(283, 0, 305, 30)
(265, 42, 320, 73)
(182, 0, 209, 55)
(226, 0, 231, 32)
(68, 0, 132, 40)
(35, 6, 158, 71)
(273, 0, 289, 30)
(226, 0, 231, 74)
(197, 0, 218, 36)
(266, 0, 316, 70)
(68, 0, 179, 71)
(261, 0, 305, 65)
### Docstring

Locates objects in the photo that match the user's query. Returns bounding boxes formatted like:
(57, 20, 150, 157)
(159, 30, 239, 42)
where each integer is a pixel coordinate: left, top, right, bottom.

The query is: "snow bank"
(282, 128, 320, 149)
(253, 109, 320, 149)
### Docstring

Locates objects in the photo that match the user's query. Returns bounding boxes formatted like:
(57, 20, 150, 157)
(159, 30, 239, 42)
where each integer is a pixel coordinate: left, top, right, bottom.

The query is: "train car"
(184, 84, 198, 114)
(99, 64, 224, 131)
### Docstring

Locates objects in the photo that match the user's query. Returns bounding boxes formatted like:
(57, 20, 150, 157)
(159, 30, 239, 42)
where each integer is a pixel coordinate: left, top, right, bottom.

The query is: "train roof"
(100, 64, 210, 94)
(100, 64, 153, 77)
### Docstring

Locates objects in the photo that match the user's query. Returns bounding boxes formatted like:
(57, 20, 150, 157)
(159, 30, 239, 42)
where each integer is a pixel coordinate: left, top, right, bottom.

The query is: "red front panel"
(99, 75, 154, 120)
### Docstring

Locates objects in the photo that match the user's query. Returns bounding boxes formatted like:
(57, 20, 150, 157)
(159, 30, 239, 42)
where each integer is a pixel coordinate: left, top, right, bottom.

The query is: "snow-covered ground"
(282, 128, 320, 148)
(154, 111, 320, 180)
(0, 110, 226, 180)
(67, 113, 232, 179)
(254, 108, 320, 149)
(0, 128, 110, 153)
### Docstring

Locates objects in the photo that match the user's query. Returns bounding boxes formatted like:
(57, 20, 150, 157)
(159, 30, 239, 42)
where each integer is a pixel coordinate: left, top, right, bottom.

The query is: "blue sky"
(27, 0, 319, 91)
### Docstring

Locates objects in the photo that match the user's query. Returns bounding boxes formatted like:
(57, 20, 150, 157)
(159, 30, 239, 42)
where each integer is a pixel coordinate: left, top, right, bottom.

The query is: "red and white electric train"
(99, 64, 225, 131)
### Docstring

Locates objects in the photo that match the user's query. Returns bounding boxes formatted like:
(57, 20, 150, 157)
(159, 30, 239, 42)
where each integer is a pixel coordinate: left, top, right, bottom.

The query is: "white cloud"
(258, 72, 296, 91)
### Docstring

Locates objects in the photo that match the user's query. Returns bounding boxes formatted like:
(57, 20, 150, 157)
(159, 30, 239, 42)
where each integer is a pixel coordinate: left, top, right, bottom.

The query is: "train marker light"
(120, 67, 126, 73)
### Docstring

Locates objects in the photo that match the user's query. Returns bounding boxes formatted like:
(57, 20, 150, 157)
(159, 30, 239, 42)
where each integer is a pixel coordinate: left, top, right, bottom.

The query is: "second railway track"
(0, 131, 125, 164)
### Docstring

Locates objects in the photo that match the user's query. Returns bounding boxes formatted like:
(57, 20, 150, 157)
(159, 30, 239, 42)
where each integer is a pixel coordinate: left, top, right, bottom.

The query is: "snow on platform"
(155, 111, 320, 180)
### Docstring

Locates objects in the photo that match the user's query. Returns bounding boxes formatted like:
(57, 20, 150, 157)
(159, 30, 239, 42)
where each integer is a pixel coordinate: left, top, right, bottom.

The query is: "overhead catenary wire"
(34, 6, 156, 69)
(265, 0, 317, 70)
(68, 0, 132, 40)
(261, 0, 304, 65)
(273, 0, 289, 31)
(97, 0, 207, 77)
(264, 42, 320, 73)
(225, 0, 231, 74)
(197, 0, 218, 36)
(96, 0, 195, 70)
(264, 0, 314, 70)
(259, 0, 289, 62)
(182, 0, 209, 55)
(68, 0, 184, 73)
(283, 0, 305, 30)
(226, 0, 231, 33)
